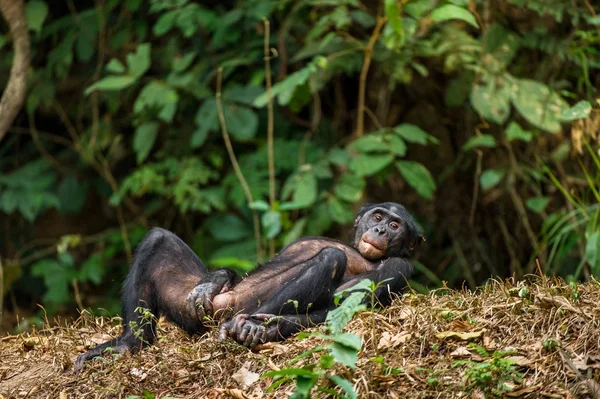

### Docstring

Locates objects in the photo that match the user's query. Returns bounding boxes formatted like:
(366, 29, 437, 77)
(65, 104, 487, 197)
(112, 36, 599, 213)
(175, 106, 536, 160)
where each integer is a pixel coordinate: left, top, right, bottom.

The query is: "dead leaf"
(59, 391, 68, 399)
(88, 333, 113, 345)
(214, 388, 247, 399)
(435, 330, 485, 341)
(271, 344, 288, 356)
(535, 294, 586, 316)
(506, 356, 531, 366)
(447, 320, 471, 332)
(450, 347, 472, 358)
(398, 307, 414, 320)
(232, 363, 260, 389)
(377, 331, 412, 350)
(505, 384, 541, 397)
(22, 337, 48, 350)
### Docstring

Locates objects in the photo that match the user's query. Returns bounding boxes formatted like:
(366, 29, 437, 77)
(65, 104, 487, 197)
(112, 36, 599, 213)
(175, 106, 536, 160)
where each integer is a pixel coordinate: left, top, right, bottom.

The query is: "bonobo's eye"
(373, 213, 383, 221)
(389, 221, 400, 230)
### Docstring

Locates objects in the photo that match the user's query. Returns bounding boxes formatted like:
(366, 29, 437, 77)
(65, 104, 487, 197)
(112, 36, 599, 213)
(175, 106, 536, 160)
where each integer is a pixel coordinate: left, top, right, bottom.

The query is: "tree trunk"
(0, 0, 30, 144)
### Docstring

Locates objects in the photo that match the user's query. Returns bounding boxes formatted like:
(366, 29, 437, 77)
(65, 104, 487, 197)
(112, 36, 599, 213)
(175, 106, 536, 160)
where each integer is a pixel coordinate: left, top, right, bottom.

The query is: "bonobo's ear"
(409, 235, 425, 252)
(354, 203, 374, 227)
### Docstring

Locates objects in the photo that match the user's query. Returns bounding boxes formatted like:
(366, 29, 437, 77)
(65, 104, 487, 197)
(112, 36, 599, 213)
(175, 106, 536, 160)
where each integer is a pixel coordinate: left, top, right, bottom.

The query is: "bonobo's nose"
(374, 226, 386, 235)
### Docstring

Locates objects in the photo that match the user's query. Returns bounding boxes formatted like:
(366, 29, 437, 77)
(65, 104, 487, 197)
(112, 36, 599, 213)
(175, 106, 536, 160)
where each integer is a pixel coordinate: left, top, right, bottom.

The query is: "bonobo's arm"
(337, 257, 413, 305)
(185, 268, 238, 322)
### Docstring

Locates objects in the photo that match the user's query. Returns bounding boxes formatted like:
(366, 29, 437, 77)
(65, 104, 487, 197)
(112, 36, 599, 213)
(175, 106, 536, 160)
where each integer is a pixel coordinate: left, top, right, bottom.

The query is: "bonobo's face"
(353, 202, 423, 260)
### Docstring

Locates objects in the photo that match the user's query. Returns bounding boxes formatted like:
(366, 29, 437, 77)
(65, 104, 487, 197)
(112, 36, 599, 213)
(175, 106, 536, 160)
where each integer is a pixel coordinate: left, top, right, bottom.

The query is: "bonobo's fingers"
(251, 313, 277, 322)
(185, 283, 220, 322)
(219, 314, 249, 342)
(249, 324, 266, 348)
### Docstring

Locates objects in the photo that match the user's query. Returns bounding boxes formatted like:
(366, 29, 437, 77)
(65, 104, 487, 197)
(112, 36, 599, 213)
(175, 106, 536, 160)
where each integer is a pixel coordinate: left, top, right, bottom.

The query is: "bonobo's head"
(352, 202, 424, 260)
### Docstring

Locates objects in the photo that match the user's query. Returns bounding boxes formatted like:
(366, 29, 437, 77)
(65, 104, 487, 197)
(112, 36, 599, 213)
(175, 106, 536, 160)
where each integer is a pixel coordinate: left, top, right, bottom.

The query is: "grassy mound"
(1, 277, 600, 398)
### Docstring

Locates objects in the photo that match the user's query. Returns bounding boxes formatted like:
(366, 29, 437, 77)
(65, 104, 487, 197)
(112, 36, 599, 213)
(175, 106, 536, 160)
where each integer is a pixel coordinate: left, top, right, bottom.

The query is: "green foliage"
(453, 344, 523, 396)
(263, 281, 372, 399)
(1, 0, 598, 317)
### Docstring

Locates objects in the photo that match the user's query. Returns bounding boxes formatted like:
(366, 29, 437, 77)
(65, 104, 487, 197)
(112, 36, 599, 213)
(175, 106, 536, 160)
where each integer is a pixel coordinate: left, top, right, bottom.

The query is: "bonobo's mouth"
(358, 235, 386, 260)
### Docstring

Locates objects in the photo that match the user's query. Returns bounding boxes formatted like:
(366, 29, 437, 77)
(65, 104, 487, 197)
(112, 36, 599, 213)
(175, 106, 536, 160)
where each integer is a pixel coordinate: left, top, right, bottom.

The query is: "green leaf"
(127, 43, 151, 78)
(525, 197, 550, 213)
(57, 175, 87, 214)
(470, 79, 511, 124)
(334, 173, 365, 203)
(480, 169, 505, 190)
(504, 122, 533, 142)
(585, 231, 600, 274)
(384, 0, 403, 37)
(133, 122, 159, 163)
(283, 218, 307, 246)
(560, 100, 592, 122)
(249, 200, 270, 211)
(349, 154, 394, 177)
(262, 210, 282, 239)
(134, 81, 179, 122)
(222, 104, 258, 141)
(205, 214, 251, 241)
(281, 171, 317, 210)
(431, 4, 478, 28)
(328, 197, 354, 224)
(85, 75, 137, 95)
(172, 52, 196, 73)
(388, 135, 407, 156)
(105, 58, 126, 74)
(326, 291, 368, 334)
(328, 148, 351, 167)
(25, 0, 49, 33)
(253, 63, 317, 107)
(462, 135, 496, 151)
(79, 253, 105, 285)
(329, 340, 360, 369)
(511, 79, 569, 133)
(396, 161, 436, 199)
(394, 124, 439, 145)
(483, 24, 520, 66)
(31, 259, 74, 305)
(349, 135, 388, 153)
(193, 99, 218, 148)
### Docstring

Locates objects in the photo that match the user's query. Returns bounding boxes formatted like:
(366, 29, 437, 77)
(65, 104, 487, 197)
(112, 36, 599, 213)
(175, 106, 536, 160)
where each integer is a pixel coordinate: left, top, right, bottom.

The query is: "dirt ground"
(1, 277, 600, 399)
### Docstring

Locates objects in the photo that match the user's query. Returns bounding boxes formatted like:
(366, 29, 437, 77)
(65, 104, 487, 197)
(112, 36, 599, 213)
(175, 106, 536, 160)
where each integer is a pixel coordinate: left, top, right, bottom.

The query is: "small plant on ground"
(452, 343, 523, 397)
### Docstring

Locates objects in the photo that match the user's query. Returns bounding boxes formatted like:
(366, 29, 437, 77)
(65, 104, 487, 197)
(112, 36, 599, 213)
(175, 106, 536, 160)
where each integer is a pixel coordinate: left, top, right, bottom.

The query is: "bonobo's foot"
(74, 341, 130, 373)
(185, 282, 227, 322)
(218, 313, 278, 348)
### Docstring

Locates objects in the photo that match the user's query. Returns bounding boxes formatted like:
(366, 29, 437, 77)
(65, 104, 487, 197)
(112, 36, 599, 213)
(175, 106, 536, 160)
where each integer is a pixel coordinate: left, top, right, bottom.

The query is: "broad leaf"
(480, 169, 505, 190)
(222, 104, 258, 141)
(334, 173, 365, 202)
(193, 99, 219, 148)
(205, 214, 251, 241)
(470, 78, 511, 124)
(349, 135, 388, 153)
(127, 43, 151, 78)
(585, 231, 600, 274)
(526, 197, 550, 213)
(85, 75, 137, 94)
(134, 81, 179, 122)
(431, 5, 478, 28)
(394, 124, 439, 145)
(262, 210, 282, 239)
(328, 197, 354, 224)
(396, 161, 436, 199)
(281, 171, 317, 209)
(560, 100, 592, 121)
(511, 79, 569, 133)
(462, 135, 496, 150)
(133, 122, 159, 163)
(505, 122, 533, 142)
(25, 0, 49, 33)
(349, 154, 394, 177)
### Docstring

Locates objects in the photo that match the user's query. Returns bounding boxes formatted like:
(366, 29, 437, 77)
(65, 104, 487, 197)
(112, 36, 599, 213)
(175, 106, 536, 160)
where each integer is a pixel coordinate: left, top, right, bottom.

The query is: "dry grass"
(2, 277, 600, 399)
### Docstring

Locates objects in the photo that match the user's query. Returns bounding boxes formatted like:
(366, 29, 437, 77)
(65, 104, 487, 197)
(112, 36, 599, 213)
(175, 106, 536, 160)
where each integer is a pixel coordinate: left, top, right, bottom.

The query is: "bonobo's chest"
(280, 238, 379, 275)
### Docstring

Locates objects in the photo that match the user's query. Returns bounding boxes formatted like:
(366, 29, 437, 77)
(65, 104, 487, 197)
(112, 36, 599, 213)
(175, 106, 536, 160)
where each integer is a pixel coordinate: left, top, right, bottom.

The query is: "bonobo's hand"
(218, 313, 278, 348)
(185, 282, 223, 322)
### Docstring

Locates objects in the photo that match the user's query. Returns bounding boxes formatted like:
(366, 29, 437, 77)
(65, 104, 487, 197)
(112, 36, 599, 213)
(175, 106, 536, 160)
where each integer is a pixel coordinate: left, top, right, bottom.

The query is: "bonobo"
(74, 202, 422, 372)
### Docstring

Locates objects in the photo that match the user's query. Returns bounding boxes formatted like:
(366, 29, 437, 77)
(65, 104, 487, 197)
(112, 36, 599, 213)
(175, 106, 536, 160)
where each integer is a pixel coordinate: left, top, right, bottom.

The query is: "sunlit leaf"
(134, 81, 179, 122)
(431, 4, 478, 28)
(262, 210, 282, 239)
(394, 124, 439, 145)
(560, 100, 592, 122)
(585, 231, 600, 274)
(505, 122, 533, 142)
(348, 135, 387, 153)
(334, 173, 365, 202)
(462, 135, 496, 151)
(480, 169, 505, 190)
(470, 78, 511, 124)
(511, 79, 569, 133)
(127, 43, 151, 78)
(328, 197, 354, 224)
(396, 161, 436, 199)
(85, 75, 137, 95)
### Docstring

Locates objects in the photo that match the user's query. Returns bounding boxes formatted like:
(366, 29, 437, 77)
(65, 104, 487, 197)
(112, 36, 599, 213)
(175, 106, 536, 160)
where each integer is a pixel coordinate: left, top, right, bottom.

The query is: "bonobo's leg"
(75, 227, 235, 372)
(218, 247, 347, 347)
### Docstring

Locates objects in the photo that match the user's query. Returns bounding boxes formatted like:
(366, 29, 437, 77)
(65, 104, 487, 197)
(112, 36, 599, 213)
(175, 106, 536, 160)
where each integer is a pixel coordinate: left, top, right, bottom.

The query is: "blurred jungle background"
(0, 0, 598, 333)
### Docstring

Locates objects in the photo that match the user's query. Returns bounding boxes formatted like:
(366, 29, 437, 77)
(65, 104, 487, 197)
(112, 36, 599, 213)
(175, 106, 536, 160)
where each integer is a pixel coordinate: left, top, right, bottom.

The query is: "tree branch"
(0, 0, 30, 143)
